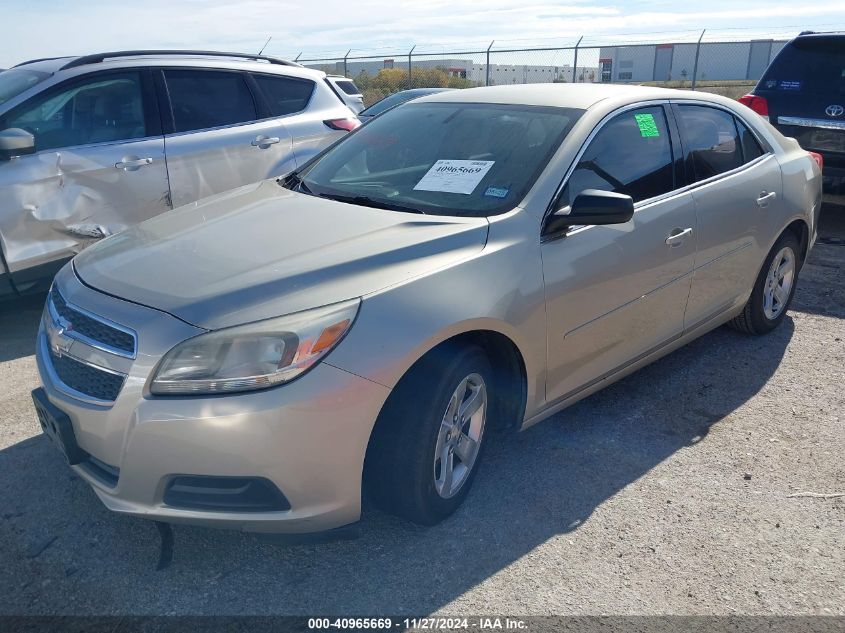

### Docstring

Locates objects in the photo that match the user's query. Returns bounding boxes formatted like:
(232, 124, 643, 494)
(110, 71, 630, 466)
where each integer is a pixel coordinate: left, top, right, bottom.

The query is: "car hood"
(73, 180, 489, 330)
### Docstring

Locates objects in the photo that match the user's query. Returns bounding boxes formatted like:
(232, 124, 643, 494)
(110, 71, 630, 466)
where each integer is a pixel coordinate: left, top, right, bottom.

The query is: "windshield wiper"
(280, 171, 313, 195)
(320, 193, 426, 214)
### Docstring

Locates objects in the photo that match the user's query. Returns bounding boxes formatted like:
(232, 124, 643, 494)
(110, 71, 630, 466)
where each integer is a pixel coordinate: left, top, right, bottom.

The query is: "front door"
(159, 69, 295, 208)
(541, 104, 696, 404)
(0, 69, 169, 290)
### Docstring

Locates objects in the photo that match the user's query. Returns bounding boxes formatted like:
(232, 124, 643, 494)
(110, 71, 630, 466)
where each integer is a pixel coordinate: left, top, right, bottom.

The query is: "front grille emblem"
(825, 104, 844, 117)
(46, 310, 74, 356)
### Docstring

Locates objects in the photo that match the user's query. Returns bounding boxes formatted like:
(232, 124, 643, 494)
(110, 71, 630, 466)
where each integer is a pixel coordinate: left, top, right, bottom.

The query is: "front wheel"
(729, 232, 801, 335)
(364, 345, 493, 525)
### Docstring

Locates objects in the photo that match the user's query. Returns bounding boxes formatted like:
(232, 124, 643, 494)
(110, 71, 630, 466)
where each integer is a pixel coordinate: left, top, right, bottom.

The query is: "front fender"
(325, 209, 548, 418)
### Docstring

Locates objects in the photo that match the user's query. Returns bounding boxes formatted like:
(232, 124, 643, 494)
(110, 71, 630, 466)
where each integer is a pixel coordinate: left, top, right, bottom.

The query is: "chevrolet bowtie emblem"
(47, 314, 74, 355)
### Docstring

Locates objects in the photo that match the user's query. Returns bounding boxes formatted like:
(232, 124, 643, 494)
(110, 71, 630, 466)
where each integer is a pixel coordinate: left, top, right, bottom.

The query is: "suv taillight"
(738, 94, 769, 119)
(808, 152, 824, 171)
(324, 118, 360, 131)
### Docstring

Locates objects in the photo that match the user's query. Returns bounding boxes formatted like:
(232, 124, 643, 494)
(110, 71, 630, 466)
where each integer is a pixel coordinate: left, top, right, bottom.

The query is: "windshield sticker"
(413, 160, 495, 195)
(779, 80, 801, 91)
(484, 186, 510, 198)
(634, 113, 660, 138)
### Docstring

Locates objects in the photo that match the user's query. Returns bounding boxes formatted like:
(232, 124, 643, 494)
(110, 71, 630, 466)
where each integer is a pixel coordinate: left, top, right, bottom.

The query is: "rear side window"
(334, 80, 360, 95)
(164, 70, 257, 133)
(253, 74, 314, 116)
(760, 36, 845, 95)
(676, 105, 743, 182)
(736, 118, 765, 163)
(561, 106, 674, 206)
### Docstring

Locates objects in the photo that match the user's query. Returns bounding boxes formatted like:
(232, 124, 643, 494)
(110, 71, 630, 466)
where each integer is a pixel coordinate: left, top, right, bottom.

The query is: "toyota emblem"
(825, 104, 844, 117)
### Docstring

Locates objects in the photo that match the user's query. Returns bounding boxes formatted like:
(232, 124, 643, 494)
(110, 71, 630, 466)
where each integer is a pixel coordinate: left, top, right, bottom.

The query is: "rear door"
(250, 72, 334, 167)
(0, 69, 169, 289)
(158, 68, 295, 208)
(674, 103, 783, 329)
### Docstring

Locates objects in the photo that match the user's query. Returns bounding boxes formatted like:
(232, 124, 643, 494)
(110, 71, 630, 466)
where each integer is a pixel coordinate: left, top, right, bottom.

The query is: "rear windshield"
(334, 80, 361, 95)
(760, 36, 845, 95)
(298, 102, 582, 217)
(0, 69, 50, 106)
(360, 91, 423, 117)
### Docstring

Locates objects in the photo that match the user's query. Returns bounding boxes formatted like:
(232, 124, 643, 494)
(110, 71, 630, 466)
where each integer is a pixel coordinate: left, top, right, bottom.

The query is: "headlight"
(150, 299, 360, 395)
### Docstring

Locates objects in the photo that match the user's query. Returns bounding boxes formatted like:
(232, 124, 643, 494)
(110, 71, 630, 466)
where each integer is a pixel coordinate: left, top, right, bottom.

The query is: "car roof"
(13, 50, 325, 80)
(414, 83, 721, 110)
(398, 88, 454, 95)
(795, 30, 845, 39)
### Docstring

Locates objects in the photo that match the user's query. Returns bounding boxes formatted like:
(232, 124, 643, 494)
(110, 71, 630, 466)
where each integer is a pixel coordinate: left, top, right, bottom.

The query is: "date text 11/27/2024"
(308, 617, 529, 630)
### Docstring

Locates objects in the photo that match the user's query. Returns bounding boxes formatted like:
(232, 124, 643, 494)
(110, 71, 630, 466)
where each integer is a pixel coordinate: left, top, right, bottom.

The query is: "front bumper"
(35, 266, 391, 533)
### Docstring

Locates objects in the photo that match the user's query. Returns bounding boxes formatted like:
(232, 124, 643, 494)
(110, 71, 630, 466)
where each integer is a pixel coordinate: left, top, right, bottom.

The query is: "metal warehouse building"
(597, 39, 788, 83)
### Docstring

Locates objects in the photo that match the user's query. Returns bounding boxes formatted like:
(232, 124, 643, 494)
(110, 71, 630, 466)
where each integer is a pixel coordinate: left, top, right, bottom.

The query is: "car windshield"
(761, 36, 845, 95)
(297, 102, 582, 216)
(0, 69, 50, 107)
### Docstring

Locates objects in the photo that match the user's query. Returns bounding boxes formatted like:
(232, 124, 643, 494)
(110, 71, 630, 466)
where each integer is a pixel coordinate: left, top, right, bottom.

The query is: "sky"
(2, 0, 845, 67)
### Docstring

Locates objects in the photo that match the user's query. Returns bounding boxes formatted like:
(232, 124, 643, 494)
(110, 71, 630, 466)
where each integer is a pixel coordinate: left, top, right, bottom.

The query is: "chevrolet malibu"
(32, 84, 821, 534)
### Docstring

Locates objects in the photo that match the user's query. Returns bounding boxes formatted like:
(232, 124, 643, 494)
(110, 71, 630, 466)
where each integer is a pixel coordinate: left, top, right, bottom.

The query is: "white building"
(597, 40, 788, 83)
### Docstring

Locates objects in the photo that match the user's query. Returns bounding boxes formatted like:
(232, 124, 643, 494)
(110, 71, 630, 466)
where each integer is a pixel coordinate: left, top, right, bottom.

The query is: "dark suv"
(740, 32, 845, 202)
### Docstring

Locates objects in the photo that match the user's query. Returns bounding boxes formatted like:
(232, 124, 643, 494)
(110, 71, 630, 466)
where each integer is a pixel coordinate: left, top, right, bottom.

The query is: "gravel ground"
(0, 209, 842, 617)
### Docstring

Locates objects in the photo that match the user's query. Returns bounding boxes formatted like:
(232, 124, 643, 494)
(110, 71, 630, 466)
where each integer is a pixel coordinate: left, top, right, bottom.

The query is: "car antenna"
(258, 36, 272, 56)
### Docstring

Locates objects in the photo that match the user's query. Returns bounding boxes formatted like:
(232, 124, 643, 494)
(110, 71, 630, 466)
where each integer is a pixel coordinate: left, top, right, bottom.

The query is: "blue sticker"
(484, 186, 510, 198)
(779, 80, 801, 91)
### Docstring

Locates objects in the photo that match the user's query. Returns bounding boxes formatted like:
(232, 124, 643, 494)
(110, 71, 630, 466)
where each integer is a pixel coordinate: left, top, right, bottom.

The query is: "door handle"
(115, 157, 153, 170)
(756, 191, 777, 207)
(251, 136, 281, 147)
(665, 227, 693, 246)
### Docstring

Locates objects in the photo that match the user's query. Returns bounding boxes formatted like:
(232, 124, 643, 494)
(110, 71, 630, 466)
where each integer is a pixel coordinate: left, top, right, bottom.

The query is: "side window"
(3, 72, 146, 152)
(334, 80, 360, 95)
(676, 105, 743, 181)
(735, 117, 765, 163)
(561, 106, 674, 207)
(252, 74, 314, 117)
(164, 70, 257, 133)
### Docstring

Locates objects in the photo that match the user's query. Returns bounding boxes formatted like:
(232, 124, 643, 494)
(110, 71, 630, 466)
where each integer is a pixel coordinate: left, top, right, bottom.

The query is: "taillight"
(808, 151, 824, 171)
(738, 94, 769, 119)
(324, 118, 360, 131)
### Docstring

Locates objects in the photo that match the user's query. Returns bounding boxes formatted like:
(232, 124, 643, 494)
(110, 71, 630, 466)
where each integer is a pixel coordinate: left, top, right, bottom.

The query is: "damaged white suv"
(0, 50, 359, 299)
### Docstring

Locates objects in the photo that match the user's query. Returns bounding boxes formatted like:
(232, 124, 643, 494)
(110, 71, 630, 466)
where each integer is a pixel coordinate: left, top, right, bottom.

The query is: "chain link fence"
(292, 29, 800, 107)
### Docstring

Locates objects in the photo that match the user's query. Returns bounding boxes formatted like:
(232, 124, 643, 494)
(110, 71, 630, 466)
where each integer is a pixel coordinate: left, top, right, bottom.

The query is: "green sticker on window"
(634, 113, 660, 138)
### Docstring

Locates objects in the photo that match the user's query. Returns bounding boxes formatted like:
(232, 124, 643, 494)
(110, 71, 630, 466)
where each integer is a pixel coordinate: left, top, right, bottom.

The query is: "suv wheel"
(364, 345, 493, 525)
(729, 232, 801, 335)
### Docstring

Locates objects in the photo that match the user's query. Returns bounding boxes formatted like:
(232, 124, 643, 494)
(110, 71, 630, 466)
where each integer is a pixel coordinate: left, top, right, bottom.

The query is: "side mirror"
(544, 189, 634, 236)
(0, 128, 35, 161)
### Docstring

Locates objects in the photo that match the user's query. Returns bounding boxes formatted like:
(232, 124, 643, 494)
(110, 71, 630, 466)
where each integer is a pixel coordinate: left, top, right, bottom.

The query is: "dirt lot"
(0, 209, 842, 617)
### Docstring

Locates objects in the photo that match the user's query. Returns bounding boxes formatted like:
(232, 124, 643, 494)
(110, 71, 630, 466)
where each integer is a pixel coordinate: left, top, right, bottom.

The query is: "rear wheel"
(364, 345, 493, 525)
(729, 232, 800, 335)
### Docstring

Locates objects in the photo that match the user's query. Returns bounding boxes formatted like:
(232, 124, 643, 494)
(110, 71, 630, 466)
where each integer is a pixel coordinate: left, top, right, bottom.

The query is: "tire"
(364, 344, 494, 525)
(729, 232, 801, 335)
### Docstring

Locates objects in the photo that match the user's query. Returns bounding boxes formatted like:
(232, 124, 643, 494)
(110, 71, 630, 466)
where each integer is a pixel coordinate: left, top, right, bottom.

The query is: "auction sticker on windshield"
(414, 160, 495, 195)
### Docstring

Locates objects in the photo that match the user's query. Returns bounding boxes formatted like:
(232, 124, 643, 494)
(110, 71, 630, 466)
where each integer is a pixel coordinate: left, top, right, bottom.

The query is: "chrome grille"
(48, 348, 125, 402)
(43, 287, 136, 404)
(49, 287, 136, 357)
